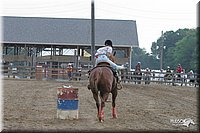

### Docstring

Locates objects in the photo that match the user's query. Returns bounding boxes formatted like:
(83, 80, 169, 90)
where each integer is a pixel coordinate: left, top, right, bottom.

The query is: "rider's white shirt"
(95, 46, 112, 56)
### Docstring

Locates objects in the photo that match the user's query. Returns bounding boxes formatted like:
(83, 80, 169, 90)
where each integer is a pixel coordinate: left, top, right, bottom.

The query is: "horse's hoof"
(112, 114, 117, 119)
(100, 119, 104, 123)
(99, 117, 104, 122)
(106, 100, 111, 102)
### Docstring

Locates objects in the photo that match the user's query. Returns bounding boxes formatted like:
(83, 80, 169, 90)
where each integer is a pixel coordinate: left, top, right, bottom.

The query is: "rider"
(166, 66, 171, 73)
(88, 39, 125, 90)
(135, 62, 141, 73)
(165, 66, 172, 80)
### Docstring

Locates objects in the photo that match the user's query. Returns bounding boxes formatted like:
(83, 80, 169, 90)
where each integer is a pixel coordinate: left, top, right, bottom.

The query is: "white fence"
(119, 70, 199, 87)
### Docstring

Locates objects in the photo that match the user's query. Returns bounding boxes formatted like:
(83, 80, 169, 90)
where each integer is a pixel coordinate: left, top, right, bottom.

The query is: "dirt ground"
(2, 78, 198, 132)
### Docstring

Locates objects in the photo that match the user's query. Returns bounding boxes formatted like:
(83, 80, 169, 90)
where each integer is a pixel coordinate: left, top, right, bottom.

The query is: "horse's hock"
(57, 85, 79, 120)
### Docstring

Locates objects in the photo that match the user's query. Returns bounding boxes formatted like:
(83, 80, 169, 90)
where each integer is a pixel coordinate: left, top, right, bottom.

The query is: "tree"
(172, 29, 197, 72)
(150, 28, 193, 70)
(133, 28, 197, 72)
(131, 47, 159, 69)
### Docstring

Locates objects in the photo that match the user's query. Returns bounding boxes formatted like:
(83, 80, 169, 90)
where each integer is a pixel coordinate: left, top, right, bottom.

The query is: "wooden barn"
(2, 16, 139, 71)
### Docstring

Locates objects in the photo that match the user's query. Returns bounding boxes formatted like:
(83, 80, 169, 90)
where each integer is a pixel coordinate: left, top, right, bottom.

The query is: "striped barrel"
(57, 87, 79, 120)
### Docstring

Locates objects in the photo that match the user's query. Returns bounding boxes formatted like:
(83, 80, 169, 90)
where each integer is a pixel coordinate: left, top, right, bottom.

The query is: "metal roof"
(3, 16, 139, 47)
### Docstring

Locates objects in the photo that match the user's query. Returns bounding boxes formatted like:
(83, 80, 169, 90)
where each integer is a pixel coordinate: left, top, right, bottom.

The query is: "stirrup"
(117, 82, 123, 90)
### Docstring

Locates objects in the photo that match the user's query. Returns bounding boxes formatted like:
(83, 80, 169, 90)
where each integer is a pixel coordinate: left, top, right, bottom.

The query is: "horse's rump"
(164, 73, 173, 80)
(89, 66, 116, 93)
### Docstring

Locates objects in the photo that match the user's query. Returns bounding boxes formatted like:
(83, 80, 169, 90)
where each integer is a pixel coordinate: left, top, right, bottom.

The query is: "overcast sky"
(1, 0, 199, 53)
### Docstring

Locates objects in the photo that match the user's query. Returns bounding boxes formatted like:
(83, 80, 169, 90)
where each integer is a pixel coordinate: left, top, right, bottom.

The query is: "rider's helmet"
(105, 40, 113, 48)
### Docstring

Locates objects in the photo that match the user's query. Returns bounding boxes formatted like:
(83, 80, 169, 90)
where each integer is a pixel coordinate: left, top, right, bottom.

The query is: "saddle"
(87, 62, 122, 90)
(88, 62, 117, 78)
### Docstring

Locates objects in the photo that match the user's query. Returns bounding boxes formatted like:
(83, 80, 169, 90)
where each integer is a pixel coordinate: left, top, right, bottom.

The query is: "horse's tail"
(91, 68, 103, 92)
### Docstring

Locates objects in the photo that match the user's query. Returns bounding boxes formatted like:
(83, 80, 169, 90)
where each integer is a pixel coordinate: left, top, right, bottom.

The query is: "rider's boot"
(115, 71, 123, 90)
(117, 65, 126, 70)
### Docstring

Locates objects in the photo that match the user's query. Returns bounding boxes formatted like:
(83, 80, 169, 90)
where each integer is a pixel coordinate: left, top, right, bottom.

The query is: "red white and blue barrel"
(57, 87, 79, 119)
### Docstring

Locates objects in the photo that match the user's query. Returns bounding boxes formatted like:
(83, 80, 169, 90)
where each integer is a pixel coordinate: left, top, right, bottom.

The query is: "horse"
(88, 62, 118, 122)
(164, 71, 173, 85)
(173, 72, 185, 86)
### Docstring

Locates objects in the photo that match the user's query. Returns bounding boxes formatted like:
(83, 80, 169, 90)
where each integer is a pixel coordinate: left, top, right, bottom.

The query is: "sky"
(1, 0, 199, 53)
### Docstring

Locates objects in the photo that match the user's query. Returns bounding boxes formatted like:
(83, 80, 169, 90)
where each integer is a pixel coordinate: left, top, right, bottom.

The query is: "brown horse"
(88, 63, 118, 122)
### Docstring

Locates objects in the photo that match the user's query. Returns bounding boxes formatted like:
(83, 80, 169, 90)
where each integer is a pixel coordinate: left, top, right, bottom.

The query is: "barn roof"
(2, 16, 139, 47)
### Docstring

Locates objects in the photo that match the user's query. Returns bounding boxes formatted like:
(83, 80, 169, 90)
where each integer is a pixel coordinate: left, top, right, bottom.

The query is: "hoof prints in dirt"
(3, 79, 198, 131)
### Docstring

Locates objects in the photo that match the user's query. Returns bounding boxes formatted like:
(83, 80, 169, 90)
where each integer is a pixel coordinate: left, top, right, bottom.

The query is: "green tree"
(131, 47, 159, 69)
(134, 28, 197, 71)
(172, 29, 197, 72)
(151, 28, 192, 70)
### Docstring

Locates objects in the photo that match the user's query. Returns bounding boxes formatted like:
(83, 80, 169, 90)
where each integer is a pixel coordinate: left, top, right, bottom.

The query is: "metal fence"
(1, 65, 85, 80)
(1, 65, 199, 87)
(119, 70, 199, 87)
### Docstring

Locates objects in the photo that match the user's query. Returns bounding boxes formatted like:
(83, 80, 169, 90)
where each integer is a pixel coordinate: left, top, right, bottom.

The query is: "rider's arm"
(106, 52, 112, 58)
(106, 46, 114, 60)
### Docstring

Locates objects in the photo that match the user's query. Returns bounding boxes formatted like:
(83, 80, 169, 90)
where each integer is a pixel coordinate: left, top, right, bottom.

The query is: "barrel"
(57, 86, 79, 120)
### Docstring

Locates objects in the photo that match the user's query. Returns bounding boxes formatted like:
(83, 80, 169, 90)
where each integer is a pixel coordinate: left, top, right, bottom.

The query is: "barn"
(2, 16, 139, 70)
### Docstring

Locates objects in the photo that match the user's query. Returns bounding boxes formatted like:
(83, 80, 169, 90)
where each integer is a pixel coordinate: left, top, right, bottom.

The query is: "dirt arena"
(2, 78, 198, 132)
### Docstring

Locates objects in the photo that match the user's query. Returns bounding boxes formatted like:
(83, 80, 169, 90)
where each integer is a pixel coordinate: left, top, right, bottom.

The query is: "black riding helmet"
(105, 40, 113, 48)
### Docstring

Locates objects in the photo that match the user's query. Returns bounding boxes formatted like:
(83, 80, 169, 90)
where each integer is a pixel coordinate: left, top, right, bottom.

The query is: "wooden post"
(91, 0, 95, 67)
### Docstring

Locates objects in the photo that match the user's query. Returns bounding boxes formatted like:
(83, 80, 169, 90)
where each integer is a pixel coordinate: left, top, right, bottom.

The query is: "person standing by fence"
(159, 69, 164, 83)
(66, 63, 73, 81)
(176, 64, 183, 80)
(144, 68, 151, 84)
(188, 70, 195, 86)
(77, 65, 82, 81)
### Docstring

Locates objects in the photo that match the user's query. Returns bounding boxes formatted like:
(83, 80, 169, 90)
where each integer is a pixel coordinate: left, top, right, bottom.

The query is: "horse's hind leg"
(92, 92, 100, 118)
(98, 92, 109, 122)
(111, 89, 118, 118)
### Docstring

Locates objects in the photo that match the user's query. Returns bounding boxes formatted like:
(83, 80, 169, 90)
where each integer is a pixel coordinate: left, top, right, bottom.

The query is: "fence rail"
(1, 65, 199, 87)
(119, 70, 199, 87)
(1, 65, 86, 80)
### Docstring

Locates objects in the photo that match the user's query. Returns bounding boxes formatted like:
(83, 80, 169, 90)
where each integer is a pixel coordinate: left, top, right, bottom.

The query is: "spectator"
(66, 63, 73, 80)
(152, 71, 155, 80)
(176, 64, 183, 80)
(176, 64, 183, 73)
(77, 65, 82, 81)
(188, 70, 195, 86)
(144, 68, 151, 84)
(159, 69, 164, 83)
